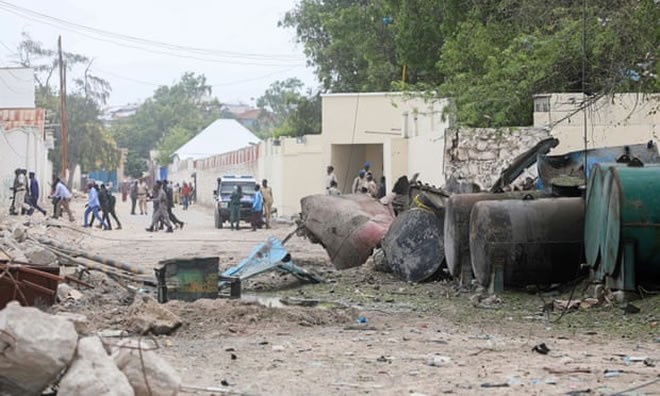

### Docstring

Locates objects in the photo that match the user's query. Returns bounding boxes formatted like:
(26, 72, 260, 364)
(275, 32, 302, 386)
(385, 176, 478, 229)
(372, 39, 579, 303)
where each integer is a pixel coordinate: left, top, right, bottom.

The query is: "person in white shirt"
(325, 165, 337, 192)
(51, 178, 75, 222)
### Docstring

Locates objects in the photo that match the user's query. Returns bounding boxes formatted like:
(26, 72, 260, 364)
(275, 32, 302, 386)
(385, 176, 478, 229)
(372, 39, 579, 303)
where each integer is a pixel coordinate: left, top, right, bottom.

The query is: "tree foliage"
(254, 78, 321, 137)
(282, 0, 660, 127)
(11, 33, 118, 179)
(109, 73, 223, 165)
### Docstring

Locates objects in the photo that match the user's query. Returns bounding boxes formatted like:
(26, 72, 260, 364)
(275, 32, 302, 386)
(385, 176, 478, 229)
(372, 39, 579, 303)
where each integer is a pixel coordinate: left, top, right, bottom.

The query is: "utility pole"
(58, 36, 68, 182)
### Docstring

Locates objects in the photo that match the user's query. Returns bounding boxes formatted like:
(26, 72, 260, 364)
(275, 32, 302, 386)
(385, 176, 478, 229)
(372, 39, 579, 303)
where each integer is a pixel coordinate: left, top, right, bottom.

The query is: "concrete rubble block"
(57, 283, 84, 303)
(111, 338, 181, 396)
(55, 312, 90, 334)
(24, 245, 58, 265)
(126, 295, 183, 336)
(12, 224, 27, 243)
(0, 301, 78, 395)
(58, 337, 134, 396)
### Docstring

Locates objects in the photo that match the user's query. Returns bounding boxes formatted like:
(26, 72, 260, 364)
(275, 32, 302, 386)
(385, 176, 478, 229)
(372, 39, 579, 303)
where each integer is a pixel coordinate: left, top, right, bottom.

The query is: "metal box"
(155, 257, 219, 303)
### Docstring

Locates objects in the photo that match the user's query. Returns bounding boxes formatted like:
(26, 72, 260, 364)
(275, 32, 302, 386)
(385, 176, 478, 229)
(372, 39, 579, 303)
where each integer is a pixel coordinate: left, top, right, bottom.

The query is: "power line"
(0, 5, 303, 67)
(0, 1, 304, 63)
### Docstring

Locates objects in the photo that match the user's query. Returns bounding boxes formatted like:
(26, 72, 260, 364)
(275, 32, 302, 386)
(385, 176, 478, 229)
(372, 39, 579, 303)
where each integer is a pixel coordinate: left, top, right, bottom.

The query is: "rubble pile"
(0, 301, 182, 396)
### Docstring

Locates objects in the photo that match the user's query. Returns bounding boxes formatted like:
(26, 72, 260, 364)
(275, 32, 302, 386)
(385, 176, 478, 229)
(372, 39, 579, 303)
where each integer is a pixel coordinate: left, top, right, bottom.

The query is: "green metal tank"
(601, 166, 660, 289)
(584, 165, 604, 269)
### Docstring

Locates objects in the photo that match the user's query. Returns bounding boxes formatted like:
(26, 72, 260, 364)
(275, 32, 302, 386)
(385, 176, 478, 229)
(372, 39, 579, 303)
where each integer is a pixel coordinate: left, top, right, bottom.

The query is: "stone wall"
(444, 127, 551, 190)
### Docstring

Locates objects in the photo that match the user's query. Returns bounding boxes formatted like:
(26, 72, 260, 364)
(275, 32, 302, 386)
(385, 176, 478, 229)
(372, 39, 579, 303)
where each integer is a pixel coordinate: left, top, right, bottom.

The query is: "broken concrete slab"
(0, 301, 78, 395)
(55, 312, 90, 334)
(111, 338, 181, 396)
(300, 194, 394, 270)
(23, 245, 58, 266)
(126, 295, 182, 335)
(58, 336, 134, 396)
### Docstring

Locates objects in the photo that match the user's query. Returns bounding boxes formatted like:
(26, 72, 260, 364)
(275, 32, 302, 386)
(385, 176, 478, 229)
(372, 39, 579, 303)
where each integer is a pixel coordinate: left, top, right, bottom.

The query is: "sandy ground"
(14, 197, 660, 395)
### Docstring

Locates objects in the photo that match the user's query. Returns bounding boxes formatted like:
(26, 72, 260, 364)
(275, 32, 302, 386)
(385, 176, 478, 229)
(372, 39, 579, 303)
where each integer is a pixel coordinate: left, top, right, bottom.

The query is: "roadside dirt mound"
(166, 298, 357, 339)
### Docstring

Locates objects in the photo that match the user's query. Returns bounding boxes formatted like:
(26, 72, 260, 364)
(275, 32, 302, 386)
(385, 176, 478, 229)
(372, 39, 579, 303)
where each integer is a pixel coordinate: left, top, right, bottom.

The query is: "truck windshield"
(220, 182, 256, 196)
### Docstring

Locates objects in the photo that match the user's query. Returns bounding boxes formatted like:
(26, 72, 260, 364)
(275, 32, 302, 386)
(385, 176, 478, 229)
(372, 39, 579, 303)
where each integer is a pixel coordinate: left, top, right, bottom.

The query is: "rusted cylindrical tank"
(444, 191, 548, 282)
(469, 197, 584, 288)
(382, 208, 445, 282)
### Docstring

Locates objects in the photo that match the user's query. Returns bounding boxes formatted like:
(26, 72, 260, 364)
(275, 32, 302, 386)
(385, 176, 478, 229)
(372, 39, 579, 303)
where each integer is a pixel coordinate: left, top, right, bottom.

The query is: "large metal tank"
(382, 208, 445, 282)
(469, 197, 584, 288)
(444, 191, 548, 283)
(584, 165, 604, 269)
(601, 166, 660, 285)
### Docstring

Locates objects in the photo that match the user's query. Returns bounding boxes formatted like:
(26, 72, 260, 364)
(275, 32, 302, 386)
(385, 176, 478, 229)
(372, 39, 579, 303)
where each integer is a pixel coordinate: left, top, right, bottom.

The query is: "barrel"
(584, 165, 604, 268)
(444, 191, 548, 281)
(469, 197, 584, 288)
(382, 208, 445, 282)
(601, 166, 660, 281)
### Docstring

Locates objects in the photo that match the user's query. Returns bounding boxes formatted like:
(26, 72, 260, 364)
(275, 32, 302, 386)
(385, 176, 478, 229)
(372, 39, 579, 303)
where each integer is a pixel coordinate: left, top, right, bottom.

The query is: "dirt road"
(50, 197, 660, 395)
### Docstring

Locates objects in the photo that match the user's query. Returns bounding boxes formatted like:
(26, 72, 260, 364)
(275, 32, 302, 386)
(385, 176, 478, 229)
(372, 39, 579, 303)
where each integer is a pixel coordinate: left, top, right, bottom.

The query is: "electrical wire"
(0, 1, 304, 64)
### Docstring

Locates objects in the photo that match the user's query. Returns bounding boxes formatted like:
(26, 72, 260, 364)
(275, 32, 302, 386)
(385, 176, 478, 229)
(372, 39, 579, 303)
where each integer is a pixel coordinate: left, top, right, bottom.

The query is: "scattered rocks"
(0, 302, 78, 395)
(111, 339, 182, 396)
(58, 337, 134, 396)
(55, 312, 91, 334)
(23, 245, 58, 265)
(426, 355, 451, 367)
(126, 295, 183, 336)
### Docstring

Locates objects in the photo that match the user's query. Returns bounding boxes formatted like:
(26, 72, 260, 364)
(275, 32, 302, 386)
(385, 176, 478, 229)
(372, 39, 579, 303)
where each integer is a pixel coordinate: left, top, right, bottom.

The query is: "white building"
(0, 67, 52, 206)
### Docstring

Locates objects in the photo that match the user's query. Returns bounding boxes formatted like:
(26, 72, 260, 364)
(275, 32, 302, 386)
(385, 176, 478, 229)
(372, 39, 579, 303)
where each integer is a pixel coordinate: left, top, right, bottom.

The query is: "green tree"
(254, 78, 321, 138)
(10, 33, 118, 180)
(110, 73, 223, 165)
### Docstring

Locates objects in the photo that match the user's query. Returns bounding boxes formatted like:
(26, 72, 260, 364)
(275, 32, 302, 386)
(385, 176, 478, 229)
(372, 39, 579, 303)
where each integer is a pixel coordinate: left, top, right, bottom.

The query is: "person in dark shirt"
(28, 172, 47, 215)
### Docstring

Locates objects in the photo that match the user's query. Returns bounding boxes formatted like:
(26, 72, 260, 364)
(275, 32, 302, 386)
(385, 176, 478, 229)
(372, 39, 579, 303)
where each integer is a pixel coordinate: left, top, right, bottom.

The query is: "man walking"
(251, 184, 263, 231)
(129, 180, 138, 215)
(51, 177, 74, 221)
(84, 183, 107, 229)
(261, 179, 273, 229)
(11, 169, 32, 215)
(164, 180, 184, 229)
(137, 178, 149, 215)
(181, 182, 191, 210)
(27, 172, 46, 215)
(100, 184, 122, 230)
(146, 181, 173, 233)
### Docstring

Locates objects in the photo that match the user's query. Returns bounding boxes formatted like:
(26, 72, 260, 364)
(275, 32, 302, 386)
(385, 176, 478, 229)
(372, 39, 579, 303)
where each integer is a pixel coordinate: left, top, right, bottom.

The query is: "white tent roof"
(171, 119, 260, 160)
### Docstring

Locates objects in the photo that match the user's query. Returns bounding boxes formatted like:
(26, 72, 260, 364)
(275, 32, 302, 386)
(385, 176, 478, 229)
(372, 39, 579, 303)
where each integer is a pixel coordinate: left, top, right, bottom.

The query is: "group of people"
(144, 179, 185, 233)
(325, 162, 386, 199)
(228, 179, 273, 232)
(9, 168, 47, 216)
(83, 181, 121, 230)
(127, 179, 194, 216)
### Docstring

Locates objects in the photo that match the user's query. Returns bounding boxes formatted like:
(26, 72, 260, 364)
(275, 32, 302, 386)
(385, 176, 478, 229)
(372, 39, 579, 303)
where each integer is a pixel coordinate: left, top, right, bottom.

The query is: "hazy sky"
(0, 0, 316, 107)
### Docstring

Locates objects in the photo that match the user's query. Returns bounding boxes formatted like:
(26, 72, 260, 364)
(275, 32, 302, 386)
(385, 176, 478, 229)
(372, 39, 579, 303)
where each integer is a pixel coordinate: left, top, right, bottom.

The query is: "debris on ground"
(111, 338, 182, 396)
(300, 194, 394, 269)
(0, 301, 78, 395)
(126, 295, 183, 335)
(58, 336, 135, 396)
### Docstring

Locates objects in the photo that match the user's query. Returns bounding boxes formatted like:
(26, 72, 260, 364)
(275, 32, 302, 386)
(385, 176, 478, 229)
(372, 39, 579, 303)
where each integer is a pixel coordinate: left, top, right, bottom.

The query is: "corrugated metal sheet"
(0, 108, 46, 135)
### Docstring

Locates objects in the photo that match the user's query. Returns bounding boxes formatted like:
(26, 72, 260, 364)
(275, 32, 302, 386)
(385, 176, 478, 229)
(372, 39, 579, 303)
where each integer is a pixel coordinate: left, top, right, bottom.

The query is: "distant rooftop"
(172, 119, 260, 161)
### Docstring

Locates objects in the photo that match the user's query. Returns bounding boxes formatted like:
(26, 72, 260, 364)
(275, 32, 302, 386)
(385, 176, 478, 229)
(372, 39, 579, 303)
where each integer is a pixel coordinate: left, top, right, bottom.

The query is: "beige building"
(534, 93, 660, 154)
(321, 92, 452, 192)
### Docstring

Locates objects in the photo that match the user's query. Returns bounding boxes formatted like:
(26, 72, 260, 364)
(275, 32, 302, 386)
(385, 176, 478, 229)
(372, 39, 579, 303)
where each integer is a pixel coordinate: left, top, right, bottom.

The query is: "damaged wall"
(444, 127, 551, 190)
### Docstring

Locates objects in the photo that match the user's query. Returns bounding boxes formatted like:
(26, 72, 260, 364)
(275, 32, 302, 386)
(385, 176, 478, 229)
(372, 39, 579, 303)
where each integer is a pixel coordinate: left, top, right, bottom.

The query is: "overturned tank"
(300, 194, 394, 270)
(469, 197, 584, 288)
(382, 208, 445, 282)
(444, 191, 548, 284)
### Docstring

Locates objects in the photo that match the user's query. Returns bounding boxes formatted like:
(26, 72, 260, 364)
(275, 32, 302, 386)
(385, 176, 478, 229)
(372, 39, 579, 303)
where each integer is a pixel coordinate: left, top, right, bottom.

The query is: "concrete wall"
(534, 93, 660, 154)
(444, 127, 551, 190)
(259, 135, 323, 217)
(0, 127, 52, 205)
(321, 92, 451, 190)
